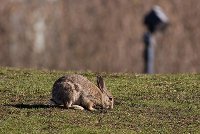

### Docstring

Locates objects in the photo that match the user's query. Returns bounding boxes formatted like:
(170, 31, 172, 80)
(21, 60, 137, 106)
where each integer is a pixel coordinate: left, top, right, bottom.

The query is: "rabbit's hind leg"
(63, 100, 84, 110)
(71, 105, 84, 110)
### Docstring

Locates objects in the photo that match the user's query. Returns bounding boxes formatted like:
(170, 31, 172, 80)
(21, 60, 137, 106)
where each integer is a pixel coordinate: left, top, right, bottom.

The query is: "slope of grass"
(0, 67, 199, 133)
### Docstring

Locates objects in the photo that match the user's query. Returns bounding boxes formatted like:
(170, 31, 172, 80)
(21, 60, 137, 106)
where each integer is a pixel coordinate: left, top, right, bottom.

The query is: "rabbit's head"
(97, 75, 114, 109)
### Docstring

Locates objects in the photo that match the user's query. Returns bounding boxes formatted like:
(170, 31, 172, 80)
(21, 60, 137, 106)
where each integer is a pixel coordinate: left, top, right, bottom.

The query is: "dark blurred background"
(0, 0, 200, 73)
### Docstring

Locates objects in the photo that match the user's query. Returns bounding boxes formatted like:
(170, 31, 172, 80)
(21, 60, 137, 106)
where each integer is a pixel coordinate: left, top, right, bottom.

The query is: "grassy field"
(0, 67, 199, 133)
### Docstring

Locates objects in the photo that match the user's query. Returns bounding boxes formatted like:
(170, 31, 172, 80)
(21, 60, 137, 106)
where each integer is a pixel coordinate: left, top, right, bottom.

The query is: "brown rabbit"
(49, 74, 113, 111)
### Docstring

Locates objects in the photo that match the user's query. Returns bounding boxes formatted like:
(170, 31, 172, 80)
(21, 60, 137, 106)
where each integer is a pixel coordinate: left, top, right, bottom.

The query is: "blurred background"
(0, 0, 200, 73)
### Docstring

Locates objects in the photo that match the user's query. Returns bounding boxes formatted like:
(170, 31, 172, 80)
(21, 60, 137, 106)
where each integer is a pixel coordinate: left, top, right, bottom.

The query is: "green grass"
(0, 67, 199, 133)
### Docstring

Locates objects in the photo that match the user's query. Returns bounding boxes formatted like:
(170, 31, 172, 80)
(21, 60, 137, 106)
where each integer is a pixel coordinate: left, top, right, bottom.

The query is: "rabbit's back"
(52, 74, 102, 104)
(62, 74, 102, 96)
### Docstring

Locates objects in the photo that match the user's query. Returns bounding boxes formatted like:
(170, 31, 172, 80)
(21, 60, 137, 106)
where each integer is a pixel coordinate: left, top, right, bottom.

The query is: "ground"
(0, 67, 199, 133)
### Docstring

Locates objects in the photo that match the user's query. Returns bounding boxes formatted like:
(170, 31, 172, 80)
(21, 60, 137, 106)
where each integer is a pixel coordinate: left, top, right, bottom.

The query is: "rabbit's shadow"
(4, 103, 110, 113)
(4, 103, 63, 109)
(4, 97, 122, 109)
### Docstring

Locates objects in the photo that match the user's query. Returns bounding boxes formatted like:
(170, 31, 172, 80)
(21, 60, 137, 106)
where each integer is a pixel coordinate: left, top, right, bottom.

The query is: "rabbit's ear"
(97, 75, 106, 92)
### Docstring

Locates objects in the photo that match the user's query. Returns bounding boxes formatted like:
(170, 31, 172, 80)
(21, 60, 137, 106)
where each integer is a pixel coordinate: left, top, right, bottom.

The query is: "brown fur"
(50, 74, 114, 111)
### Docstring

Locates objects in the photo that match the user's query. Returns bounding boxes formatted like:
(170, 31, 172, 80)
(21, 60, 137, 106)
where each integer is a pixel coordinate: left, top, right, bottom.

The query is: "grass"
(0, 67, 199, 133)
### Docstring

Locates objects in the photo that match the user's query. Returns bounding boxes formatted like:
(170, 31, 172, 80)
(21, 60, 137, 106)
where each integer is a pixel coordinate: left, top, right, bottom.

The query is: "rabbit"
(49, 74, 114, 111)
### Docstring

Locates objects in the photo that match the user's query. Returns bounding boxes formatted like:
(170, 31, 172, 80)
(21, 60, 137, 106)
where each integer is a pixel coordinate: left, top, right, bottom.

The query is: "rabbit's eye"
(109, 97, 113, 101)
